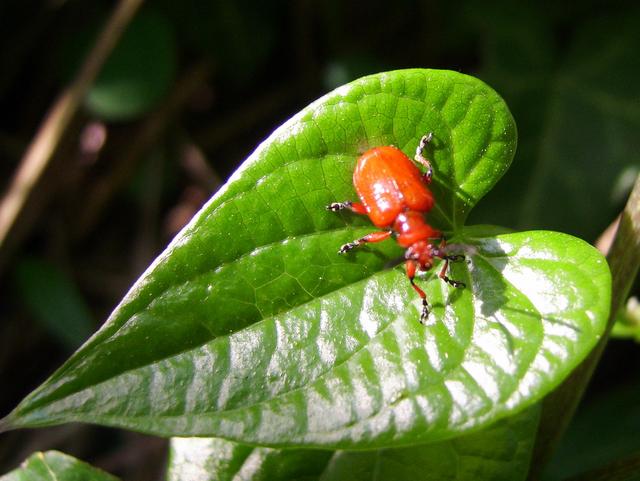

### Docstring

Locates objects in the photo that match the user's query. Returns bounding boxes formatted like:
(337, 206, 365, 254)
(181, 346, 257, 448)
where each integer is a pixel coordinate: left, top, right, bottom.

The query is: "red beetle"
(327, 133, 465, 323)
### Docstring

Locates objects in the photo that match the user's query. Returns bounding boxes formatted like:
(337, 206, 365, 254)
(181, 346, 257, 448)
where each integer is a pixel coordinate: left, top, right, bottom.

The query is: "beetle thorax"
(393, 211, 440, 248)
(404, 240, 435, 270)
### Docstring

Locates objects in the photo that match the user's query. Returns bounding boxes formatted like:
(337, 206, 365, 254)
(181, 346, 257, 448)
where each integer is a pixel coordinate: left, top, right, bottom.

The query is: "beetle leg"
(406, 260, 430, 324)
(339, 230, 392, 254)
(437, 256, 466, 288)
(433, 237, 466, 288)
(415, 132, 434, 184)
(326, 201, 367, 215)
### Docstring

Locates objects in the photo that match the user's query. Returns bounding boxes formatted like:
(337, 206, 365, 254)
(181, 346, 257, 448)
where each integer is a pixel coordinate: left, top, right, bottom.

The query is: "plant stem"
(528, 174, 640, 479)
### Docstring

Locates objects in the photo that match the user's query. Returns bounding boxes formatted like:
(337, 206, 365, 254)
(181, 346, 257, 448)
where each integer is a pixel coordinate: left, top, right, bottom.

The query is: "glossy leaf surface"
(167, 406, 539, 481)
(2, 70, 610, 449)
(0, 451, 118, 481)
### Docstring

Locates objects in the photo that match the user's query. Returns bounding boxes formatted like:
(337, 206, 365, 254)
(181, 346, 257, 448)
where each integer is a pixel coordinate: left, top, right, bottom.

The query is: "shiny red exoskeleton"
(327, 133, 465, 324)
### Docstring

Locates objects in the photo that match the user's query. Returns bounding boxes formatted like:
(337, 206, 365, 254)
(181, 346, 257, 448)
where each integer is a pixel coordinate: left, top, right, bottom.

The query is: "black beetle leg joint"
(419, 299, 430, 325)
(339, 241, 358, 254)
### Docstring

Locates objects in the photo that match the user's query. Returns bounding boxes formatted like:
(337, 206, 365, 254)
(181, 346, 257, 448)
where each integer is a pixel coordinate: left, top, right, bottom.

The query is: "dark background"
(0, 0, 638, 479)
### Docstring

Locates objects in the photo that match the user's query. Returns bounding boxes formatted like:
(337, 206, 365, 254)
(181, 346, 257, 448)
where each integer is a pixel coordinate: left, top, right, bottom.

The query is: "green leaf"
(0, 451, 118, 481)
(167, 438, 331, 481)
(166, 407, 539, 481)
(1, 70, 610, 449)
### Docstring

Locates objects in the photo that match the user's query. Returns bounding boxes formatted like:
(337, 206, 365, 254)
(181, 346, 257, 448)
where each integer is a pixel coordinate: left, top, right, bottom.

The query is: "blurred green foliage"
(14, 258, 94, 350)
(469, 3, 640, 242)
(86, 9, 177, 120)
(58, 8, 177, 120)
(543, 382, 640, 480)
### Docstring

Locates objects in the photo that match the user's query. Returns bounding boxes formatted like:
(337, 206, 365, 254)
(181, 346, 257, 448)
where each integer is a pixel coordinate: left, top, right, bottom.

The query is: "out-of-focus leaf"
(1, 70, 610, 450)
(0, 451, 118, 481)
(470, 5, 640, 241)
(15, 258, 94, 350)
(167, 407, 539, 481)
(543, 380, 640, 480)
(610, 297, 640, 342)
(85, 9, 176, 120)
